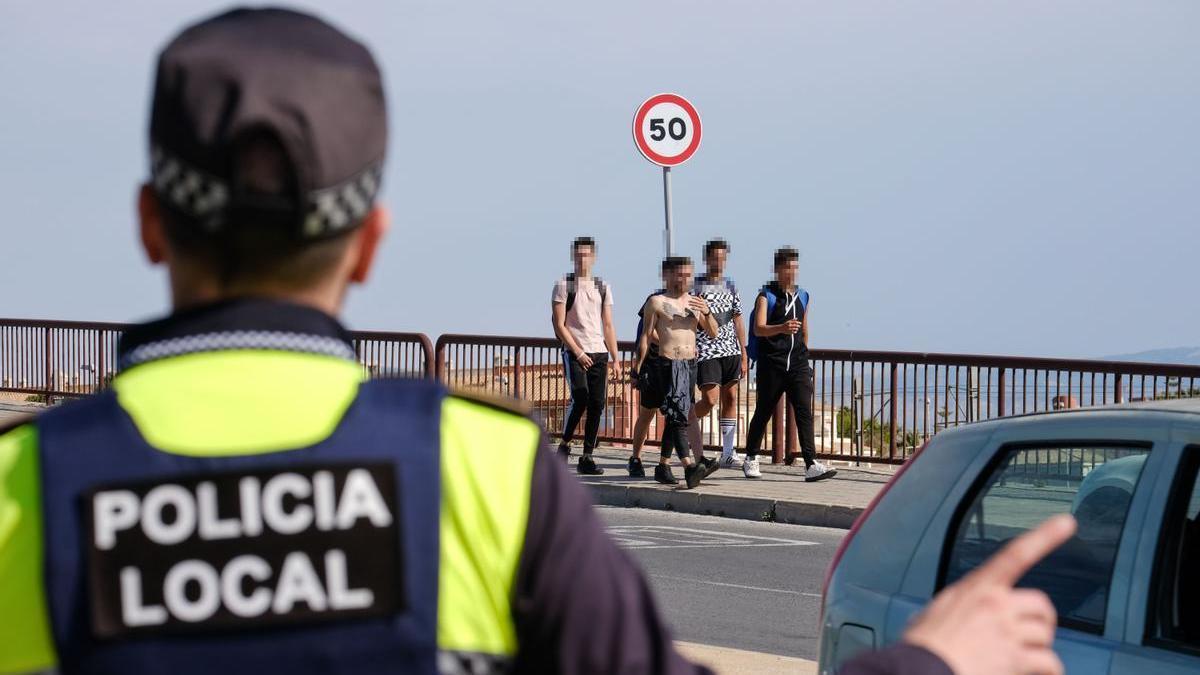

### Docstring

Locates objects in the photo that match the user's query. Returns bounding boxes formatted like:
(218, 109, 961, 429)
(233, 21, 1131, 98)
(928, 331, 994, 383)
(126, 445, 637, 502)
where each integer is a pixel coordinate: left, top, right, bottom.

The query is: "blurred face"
(572, 244, 595, 276)
(775, 259, 798, 287)
(667, 263, 693, 293)
(705, 248, 727, 276)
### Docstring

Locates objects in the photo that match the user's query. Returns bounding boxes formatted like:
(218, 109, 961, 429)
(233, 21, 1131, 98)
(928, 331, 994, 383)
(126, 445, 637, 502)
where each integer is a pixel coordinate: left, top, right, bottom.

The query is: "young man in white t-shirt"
(551, 237, 621, 474)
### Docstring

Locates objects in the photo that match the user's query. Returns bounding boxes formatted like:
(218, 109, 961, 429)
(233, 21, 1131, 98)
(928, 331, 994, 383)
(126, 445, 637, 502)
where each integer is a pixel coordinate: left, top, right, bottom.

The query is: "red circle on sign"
(633, 93, 702, 167)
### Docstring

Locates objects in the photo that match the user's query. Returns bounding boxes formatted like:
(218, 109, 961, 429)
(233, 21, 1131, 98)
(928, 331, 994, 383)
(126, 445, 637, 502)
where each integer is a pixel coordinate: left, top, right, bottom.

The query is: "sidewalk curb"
(586, 482, 863, 529)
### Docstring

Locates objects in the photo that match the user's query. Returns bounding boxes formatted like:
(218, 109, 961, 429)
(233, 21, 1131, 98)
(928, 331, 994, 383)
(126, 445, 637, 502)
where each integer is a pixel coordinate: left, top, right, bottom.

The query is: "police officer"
(0, 9, 707, 675)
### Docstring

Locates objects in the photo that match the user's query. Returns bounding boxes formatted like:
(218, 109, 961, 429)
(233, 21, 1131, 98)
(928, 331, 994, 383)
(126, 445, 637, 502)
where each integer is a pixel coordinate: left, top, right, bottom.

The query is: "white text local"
(120, 549, 374, 626)
(93, 469, 393, 549)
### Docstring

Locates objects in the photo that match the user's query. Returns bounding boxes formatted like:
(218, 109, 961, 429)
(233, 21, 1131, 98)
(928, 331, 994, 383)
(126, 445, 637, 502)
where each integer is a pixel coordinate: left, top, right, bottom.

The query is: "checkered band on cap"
(151, 145, 230, 231)
(150, 145, 382, 239)
(303, 163, 384, 238)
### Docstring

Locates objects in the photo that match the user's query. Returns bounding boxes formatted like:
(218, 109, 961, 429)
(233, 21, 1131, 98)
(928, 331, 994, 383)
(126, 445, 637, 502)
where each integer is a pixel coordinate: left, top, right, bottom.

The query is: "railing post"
(852, 376, 862, 462)
(511, 350, 522, 400)
(96, 330, 106, 392)
(888, 363, 898, 460)
(771, 398, 785, 464)
(417, 333, 435, 380)
(966, 367, 974, 423)
(1114, 374, 1123, 404)
(43, 327, 53, 404)
(434, 337, 447, 382)
(997, 367, 1007, 417)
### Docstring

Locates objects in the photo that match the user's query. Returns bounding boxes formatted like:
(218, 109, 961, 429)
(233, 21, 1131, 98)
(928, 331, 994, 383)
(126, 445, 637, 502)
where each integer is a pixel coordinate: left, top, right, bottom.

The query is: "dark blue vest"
(36, 378, 444, 675)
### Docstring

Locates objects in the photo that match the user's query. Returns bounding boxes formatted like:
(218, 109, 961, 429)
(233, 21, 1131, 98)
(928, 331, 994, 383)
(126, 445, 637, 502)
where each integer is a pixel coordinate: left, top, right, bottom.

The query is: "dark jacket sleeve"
(839, 643, 954, 675)
(511, 444, 712, 675)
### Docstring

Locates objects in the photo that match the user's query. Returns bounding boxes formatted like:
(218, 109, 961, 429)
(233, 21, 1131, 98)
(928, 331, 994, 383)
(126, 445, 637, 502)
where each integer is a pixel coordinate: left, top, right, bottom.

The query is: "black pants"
(657, 359, 696, 461)
(561, 351, 608, 453)
(745, 361, 817, 467)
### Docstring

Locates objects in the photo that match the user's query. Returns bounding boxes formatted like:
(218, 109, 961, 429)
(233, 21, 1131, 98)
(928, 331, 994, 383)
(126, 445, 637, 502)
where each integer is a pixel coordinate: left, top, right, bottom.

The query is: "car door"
(890, 412, 1172, 674)
(1110, 428, 1200, 674)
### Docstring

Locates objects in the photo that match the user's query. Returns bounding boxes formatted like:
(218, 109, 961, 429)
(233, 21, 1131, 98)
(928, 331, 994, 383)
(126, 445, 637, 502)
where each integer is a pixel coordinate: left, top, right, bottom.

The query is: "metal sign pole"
(662, 165, 674, 257)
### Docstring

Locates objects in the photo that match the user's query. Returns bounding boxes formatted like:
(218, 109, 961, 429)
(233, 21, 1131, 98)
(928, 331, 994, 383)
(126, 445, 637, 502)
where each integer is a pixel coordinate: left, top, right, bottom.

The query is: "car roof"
(1119, 396, 1200, 414)
(955, 395, 1200, 430)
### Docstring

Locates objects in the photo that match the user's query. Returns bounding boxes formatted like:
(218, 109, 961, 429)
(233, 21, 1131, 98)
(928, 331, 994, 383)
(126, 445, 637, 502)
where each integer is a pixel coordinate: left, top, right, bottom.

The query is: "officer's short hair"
(160, 133, 356, 291)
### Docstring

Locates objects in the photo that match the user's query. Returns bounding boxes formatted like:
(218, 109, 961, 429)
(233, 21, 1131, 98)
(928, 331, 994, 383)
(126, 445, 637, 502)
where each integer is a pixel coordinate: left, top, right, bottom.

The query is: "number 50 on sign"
(633, 93, 702, 167)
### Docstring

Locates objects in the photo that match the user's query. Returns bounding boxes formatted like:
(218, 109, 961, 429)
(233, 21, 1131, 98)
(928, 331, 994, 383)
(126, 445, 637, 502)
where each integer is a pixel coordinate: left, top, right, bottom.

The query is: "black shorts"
(637, 357, 696, 416)
(696, 354, 742, 387)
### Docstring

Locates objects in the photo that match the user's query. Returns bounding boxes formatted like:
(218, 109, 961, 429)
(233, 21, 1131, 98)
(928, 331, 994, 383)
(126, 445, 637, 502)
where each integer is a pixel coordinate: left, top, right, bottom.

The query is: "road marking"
(608, 525, 818, 549)
(675, 641, 816, 675)
(652, 574, 823, 598)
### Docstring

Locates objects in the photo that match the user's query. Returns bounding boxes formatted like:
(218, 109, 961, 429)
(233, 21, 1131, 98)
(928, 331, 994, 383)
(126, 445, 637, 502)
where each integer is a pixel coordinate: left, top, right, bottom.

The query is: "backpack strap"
(564, 273, 578, 314)
(763, 286, 778, 316)
(746, 286, 775, 366)
(565, 274, 606, 315)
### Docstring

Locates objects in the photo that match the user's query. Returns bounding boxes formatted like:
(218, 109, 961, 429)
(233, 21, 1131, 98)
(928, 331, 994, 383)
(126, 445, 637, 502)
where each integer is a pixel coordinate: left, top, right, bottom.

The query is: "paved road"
(598, 506, 845, 661)
(0, 403, 39, 428)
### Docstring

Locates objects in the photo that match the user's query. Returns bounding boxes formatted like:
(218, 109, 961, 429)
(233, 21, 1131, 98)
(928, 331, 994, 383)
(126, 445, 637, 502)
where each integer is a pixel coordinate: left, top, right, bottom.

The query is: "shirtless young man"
(634, 257, 719, 489)
(627, 286, 664, 477)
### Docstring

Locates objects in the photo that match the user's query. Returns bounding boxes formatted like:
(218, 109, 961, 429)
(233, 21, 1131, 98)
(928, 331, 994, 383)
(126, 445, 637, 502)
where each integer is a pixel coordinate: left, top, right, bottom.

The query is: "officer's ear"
(138, 184, 169, 265)
(348, 205, 390, 284)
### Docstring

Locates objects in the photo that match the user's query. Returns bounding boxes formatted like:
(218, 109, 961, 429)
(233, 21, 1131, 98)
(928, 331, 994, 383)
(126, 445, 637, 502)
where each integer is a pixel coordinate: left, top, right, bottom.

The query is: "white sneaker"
(720, 453, 744, 469)
(742, 456, 762, 478)
(805, 461, 838, 483)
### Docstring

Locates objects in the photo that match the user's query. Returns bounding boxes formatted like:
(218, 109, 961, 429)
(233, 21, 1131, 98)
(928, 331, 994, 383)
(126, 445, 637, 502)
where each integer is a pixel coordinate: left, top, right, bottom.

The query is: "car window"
(941, 445, 1151, 634)
(1148, 447, 1200, 654)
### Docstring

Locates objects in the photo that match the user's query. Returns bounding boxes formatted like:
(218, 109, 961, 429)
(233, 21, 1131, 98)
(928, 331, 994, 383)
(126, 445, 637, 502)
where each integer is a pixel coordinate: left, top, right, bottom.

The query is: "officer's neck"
(168, 268, 346, 318)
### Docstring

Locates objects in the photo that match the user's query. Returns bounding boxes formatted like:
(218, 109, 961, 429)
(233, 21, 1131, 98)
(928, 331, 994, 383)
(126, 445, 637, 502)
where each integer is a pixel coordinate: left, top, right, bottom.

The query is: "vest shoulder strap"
(447, 388, 533, 418)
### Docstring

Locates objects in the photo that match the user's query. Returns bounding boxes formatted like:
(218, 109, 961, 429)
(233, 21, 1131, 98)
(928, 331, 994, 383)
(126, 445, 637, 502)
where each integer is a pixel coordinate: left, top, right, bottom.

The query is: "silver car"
(819, 398, 1200, 673)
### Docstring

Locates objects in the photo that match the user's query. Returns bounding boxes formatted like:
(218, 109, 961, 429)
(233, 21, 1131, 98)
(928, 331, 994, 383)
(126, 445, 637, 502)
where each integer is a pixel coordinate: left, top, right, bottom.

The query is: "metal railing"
(5, 318, 1200, 464)
(810, 350, 1200, 463)
(0, 319, 126, 400)
(351, 330, 435, 380)
(0, 318, 435, 402)
(433, 337, 1200, 465)
(434, 334, 712, 451)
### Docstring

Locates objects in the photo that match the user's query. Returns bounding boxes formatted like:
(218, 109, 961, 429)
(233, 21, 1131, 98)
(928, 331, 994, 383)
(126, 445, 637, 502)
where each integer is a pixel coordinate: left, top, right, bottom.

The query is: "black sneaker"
(557, 443, 571, 462)
(684, 462, 705, 489)
(654, 463, 679, 485)
(700, 456, 720, 478)
(627, 456, 646, 477)
(577, 454, 605, 475)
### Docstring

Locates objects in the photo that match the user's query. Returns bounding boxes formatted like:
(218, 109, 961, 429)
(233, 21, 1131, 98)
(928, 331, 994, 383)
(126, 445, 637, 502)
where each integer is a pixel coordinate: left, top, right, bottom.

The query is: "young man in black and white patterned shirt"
(688, 239, 748, 470)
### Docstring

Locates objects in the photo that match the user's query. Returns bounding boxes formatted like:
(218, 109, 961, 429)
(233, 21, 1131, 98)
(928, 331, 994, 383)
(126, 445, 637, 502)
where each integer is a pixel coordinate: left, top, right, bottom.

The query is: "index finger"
(970, 514, 1076, 587)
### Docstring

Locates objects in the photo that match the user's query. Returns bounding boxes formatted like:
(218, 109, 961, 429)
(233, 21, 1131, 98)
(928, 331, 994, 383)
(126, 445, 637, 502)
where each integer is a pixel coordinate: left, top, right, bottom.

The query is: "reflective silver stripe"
(121, 331, 357, 369)
(437, 650, 513, 675)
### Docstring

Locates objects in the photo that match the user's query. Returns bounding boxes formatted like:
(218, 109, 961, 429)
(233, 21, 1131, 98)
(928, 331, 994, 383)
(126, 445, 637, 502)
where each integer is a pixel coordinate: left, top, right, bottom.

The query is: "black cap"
(149, 7, 387, 239)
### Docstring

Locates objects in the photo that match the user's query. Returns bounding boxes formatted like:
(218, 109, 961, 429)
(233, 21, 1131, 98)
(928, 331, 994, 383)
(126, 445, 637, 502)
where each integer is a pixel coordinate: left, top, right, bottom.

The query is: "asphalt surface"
(598, 506, 845, 661)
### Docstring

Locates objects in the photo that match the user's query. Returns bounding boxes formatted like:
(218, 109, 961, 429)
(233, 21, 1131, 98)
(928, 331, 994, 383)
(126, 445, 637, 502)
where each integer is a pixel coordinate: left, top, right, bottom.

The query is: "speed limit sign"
(633, 93, 702, 167)
(633, 93, 702, 256)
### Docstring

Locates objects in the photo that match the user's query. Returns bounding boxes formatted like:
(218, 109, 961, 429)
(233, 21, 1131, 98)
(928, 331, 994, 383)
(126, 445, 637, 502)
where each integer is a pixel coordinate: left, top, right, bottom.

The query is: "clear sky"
(1, 2, 1196, 358)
